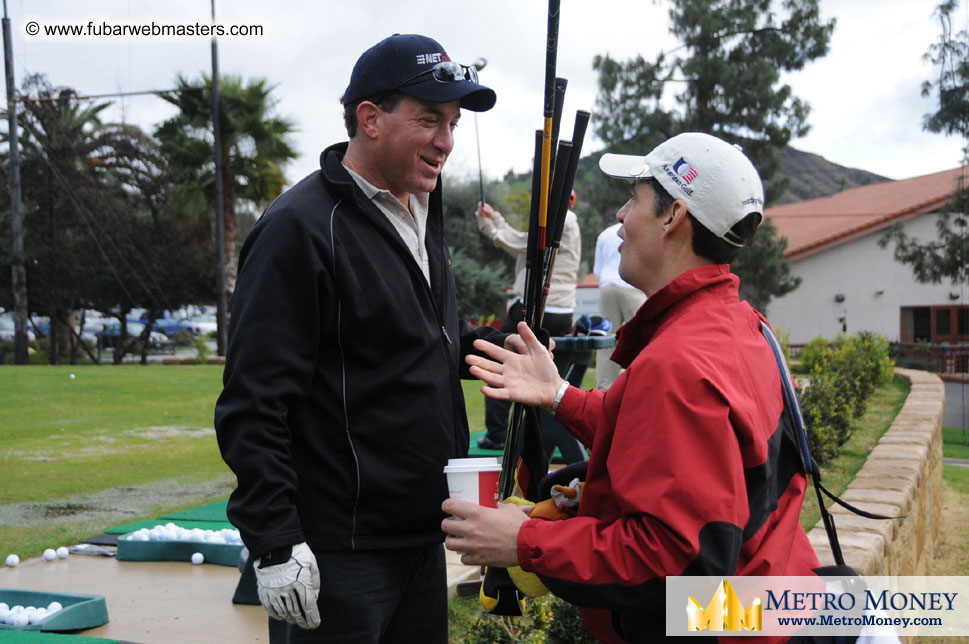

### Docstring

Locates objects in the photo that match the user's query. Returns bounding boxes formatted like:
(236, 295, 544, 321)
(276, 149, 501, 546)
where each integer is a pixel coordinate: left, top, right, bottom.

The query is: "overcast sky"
(4, 0, 966, 190)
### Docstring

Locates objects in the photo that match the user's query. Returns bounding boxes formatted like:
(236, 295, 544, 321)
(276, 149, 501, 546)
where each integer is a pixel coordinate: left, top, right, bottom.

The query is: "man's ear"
(662, 199, 690, 234)
(355, 101, 381, 140)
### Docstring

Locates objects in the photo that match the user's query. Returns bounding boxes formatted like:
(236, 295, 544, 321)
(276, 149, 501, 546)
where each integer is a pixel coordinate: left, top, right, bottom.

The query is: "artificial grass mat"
(101, 499, 232, 535)
(158, 500, 228, 523)
(0, 632, 122, 643)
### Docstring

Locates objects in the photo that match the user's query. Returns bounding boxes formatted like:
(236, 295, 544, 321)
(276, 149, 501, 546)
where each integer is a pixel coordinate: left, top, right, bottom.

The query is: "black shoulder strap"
(760, 322, 904, 567)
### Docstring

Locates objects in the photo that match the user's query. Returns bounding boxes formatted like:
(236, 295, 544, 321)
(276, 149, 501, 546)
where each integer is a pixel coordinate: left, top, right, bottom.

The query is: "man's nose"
(434, 124, 454, 155)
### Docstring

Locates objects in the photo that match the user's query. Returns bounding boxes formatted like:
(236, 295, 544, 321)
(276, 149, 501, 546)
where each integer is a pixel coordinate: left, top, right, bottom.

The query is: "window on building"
(937, 309, 952, 336)
(900, 305, 968, 343)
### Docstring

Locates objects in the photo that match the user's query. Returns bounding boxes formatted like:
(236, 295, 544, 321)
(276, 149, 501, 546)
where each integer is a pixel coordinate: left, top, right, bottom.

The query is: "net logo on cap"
(672, 158, 698, 185)
(416, 52, 449, 64)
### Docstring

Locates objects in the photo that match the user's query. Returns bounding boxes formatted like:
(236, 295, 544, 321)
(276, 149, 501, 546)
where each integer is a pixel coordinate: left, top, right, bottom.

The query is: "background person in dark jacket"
(215, 34, 498, 644)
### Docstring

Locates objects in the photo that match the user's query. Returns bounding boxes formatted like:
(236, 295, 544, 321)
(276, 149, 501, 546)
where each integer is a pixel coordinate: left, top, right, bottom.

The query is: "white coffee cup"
(443, 457, 502, 509)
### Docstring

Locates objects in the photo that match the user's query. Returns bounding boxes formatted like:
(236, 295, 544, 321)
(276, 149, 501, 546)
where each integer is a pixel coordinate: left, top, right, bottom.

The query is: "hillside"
(775, 146, 889, 205)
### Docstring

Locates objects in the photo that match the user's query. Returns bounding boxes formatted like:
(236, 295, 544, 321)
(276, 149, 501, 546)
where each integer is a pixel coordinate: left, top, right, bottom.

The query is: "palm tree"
(0, 74, 166, 363)
(155, 75, 297, 302)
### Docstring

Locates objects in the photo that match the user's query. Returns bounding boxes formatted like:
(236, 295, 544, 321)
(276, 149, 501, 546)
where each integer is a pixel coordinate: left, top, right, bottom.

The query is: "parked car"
(138, 311, 194, 338)
(0, 315, 36, 342)
(96, 322, 171, 351)
(183, 315, 218, 338)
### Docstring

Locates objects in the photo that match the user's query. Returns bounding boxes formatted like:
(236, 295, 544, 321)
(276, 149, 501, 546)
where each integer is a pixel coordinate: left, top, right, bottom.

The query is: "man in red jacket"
(443, 133, 819, 643)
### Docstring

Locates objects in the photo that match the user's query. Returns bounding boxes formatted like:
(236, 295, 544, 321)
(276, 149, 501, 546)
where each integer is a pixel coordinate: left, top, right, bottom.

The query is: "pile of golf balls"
(126, 523, 243, 545)
(0, 601, 63, 626)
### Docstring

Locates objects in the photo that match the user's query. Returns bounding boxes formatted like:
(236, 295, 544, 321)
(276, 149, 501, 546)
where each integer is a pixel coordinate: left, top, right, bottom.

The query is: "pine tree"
(879, 0, 969, 286)
(590, 0, 831, 311)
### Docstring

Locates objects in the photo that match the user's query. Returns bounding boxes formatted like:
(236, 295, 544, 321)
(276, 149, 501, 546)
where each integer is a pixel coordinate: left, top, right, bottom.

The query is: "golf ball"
(69, 373, 75, 379)
(56, 546, 69, 558)
(191, 552, 204, 565)
(43, 548, 56, 561)
(47, 602, 62, 612)
(5, 554, 19, 567)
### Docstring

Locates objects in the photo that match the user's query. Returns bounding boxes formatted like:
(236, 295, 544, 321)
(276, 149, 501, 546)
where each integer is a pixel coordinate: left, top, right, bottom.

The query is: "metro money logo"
(687, 579, 763, 632)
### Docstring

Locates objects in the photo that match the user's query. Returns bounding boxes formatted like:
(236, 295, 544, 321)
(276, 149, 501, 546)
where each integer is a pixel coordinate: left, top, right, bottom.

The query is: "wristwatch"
(257, 544, 293, 569)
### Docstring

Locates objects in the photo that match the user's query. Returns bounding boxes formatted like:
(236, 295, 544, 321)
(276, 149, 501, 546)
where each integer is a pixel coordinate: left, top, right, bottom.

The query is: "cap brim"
(598, 153, 653, 180)
(400, 78, 496, 112)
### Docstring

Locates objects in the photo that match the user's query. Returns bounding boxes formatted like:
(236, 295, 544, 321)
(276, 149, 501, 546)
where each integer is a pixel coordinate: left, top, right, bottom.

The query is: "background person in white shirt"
(475, 193, 581, 449)
(593, 217, 646, 390)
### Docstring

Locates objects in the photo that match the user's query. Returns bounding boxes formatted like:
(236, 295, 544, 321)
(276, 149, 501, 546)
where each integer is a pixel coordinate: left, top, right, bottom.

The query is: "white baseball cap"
(598, 133, 765, 247)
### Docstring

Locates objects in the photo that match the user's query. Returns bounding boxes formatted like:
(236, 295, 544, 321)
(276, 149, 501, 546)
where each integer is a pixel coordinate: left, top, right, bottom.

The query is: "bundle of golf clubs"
(496, 0, 590, 503)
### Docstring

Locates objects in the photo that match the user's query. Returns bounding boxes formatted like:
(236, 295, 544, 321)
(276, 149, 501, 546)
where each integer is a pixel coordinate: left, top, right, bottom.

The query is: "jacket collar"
(317, 141, 449, 306)
(319, 141, 443, 207)
(611, 264, 739, 368)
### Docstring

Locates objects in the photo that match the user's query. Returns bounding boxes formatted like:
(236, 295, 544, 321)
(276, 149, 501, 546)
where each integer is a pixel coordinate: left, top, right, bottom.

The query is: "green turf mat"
(0, 633, 118, 643)
(104, 518, 235, 535)
(159, 499, 229, 522)
(468, 431, 564, 460)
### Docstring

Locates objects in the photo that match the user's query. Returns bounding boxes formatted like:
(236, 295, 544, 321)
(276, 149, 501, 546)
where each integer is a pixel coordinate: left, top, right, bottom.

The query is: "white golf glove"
(254, 542, 321, 629)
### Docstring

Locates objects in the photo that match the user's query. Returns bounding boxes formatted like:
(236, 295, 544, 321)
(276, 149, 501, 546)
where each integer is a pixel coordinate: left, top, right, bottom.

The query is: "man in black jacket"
(215, 33, 498, 643)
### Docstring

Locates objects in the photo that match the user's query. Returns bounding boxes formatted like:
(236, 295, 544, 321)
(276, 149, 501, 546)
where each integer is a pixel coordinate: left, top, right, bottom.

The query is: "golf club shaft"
(537, 0, 560, 247)
(474, 113, 485, 205)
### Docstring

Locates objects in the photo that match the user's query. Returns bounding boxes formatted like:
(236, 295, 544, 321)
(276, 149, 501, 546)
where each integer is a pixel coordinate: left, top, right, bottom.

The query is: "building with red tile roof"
(764, 166, 968, 345)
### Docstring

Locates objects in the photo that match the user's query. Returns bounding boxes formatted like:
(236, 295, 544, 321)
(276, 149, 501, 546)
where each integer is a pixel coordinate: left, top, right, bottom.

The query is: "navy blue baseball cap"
(343, 34, 496, 112)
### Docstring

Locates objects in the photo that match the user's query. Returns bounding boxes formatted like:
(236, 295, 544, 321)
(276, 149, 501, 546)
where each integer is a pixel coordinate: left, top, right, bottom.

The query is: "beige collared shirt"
(343, 166, 431, 285)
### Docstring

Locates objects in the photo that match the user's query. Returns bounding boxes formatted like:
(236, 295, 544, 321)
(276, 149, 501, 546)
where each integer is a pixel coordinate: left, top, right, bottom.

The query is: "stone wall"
(806, 368, 945, 576)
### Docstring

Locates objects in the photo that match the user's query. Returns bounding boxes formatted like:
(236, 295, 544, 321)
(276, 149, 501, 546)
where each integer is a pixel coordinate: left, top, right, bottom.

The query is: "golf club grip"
(550, 111, 590, 248)
(549, 77, 568, 170)
(524, 129, 544, 325)
(546, 140, 574, 251)
(543, 0, 560, 119)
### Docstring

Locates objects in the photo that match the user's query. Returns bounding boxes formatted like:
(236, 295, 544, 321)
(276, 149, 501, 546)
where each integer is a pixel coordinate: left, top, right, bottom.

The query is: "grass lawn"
(0, 364, 231, 556)
(1, 365, 229, 503)
(942, 426, 969, 460)
(0, 360, 933, 562)
(798, 376, 910, 532)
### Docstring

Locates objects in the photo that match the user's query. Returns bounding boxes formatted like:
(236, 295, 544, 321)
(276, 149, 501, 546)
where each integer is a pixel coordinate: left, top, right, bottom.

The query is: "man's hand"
(442, 499, 531, 569)
(254, 542, 321, 629)
(476, 202, 497, 236)
(470, 321, 564, 410)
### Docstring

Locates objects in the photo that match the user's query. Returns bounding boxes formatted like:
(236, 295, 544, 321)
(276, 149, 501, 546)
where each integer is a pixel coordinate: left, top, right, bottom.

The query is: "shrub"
(774, 326, 792, 362)
(29, 337, 50, 364)
(194, 335, 211, 364)
(173, 329, 196, 348)
(451, 594, 594, 644)
(798, 335, 829, 373)
(797, 330, 895, 464)
(799, 362, 853, 463)
(547, 597, 597, 644)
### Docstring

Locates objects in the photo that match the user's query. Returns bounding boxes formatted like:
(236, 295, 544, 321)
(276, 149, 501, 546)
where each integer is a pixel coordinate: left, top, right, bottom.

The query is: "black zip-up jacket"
(215, 142, 500, 558)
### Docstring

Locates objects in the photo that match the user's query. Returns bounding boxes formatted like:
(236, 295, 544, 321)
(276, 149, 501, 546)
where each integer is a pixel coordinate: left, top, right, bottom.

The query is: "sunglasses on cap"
(396, 61, 479, 89)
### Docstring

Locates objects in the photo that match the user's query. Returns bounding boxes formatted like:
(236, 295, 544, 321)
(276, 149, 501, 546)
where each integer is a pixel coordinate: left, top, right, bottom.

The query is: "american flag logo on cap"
(673, 158, 698, 185)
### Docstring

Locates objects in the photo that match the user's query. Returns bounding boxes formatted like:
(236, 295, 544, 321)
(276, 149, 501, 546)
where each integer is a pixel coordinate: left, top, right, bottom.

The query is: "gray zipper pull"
(442, 326, 452, 345)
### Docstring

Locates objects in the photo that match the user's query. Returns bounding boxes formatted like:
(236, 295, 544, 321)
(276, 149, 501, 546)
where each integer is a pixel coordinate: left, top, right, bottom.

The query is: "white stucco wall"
(764, 212, 964, 344)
